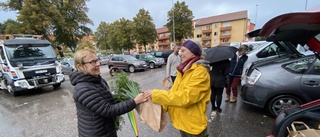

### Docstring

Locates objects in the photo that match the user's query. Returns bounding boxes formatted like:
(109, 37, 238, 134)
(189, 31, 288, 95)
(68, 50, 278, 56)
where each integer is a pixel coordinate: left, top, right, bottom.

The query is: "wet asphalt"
(0, 65, 274, 137)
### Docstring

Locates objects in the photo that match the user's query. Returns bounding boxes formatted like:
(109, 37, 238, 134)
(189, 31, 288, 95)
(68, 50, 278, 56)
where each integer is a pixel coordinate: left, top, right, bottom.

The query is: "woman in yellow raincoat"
(144, 39, 211, 137)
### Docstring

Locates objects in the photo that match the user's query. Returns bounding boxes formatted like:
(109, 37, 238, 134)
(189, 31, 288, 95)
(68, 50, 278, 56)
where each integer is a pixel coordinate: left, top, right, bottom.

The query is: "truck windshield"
(5, 44, 57, 61)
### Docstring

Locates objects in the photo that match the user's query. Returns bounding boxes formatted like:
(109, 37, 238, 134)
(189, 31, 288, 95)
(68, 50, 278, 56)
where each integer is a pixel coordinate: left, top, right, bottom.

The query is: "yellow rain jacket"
(152, 62, 211, 135)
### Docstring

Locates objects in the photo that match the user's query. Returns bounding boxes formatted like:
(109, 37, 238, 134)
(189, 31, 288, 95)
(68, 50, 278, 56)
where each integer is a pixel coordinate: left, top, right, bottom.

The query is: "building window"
(214, 39, 218, 44)
(204, 33, 211, 37)
(159, 34, 164, 37)
(214, 32, 218, 36)
(166, 32, 171, 36)
(222, 22, 230, 27)
(221, 30, 230, 35)
(204, 40, 211, 45)
(222, 39, 229, 42)
(214, 23, 218, 28)
(196, 26, 202, 30)
(196, 34, 202, 38)
(206, 25, 211, 30)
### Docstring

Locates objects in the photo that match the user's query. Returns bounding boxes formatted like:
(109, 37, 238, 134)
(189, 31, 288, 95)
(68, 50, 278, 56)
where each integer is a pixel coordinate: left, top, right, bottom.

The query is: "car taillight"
(246, 69, 261, 86)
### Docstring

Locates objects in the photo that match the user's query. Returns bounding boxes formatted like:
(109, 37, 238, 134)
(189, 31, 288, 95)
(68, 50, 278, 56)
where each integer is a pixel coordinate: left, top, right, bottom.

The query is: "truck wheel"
(149, 62, 155, 69)
(128, 65, 135, 73)
(53, 83, 61, 89)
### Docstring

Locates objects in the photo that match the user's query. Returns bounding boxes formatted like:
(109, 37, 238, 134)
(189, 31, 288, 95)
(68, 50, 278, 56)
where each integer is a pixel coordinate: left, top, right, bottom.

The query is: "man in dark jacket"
(226, 45, 249, 103)
(69, 49, 148, 137)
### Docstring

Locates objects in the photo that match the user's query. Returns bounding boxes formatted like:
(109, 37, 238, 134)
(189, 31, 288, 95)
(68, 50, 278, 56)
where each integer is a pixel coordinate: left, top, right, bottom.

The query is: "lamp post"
(305, 0, 308, 10)
(172, 0, 176, 46)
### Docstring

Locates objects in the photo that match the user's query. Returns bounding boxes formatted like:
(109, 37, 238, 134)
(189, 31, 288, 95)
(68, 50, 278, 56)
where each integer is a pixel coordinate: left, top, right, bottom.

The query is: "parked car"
(107, 55, 147, 73)
(60, 58, 74, 75)
(149, 50, 173, 64)
(135, 53, 164, 69)
(99, 56, 109, 65)
(267, 99, 320, 137)
(241, 11, 320, 117)
(241, 42, 314, 85)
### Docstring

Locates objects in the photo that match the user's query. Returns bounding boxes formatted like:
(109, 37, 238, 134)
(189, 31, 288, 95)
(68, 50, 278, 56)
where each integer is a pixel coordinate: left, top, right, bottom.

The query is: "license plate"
(35, 70, 48, 74)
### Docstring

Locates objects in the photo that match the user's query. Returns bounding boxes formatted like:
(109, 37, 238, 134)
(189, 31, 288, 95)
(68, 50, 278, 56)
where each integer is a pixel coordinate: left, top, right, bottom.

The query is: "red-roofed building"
(147, 10, 255, 52)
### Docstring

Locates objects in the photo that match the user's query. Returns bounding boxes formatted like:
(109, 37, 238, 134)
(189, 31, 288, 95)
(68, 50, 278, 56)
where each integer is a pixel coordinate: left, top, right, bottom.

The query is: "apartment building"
(148, 10, 255, 52)
(193, 10, 255, 48)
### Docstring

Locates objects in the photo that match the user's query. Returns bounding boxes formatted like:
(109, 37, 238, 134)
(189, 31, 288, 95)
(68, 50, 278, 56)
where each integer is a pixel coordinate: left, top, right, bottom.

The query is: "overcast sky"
(1, 0, 320, 32)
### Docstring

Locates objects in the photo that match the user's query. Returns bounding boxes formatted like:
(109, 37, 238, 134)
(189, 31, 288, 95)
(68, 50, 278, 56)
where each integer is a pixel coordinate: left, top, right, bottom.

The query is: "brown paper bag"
(287, 121, 320, 137)
(161, 77, 172, 89)
(136, 99, 167, 132)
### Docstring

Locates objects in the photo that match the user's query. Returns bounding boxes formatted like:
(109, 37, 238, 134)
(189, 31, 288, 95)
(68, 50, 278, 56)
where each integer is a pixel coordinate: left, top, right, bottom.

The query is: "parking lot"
(0, 65, 274, 137)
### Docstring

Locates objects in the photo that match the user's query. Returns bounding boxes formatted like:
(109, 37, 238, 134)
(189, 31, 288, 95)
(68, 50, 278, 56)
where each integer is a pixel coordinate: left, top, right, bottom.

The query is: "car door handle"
(303, 81, 319, 86)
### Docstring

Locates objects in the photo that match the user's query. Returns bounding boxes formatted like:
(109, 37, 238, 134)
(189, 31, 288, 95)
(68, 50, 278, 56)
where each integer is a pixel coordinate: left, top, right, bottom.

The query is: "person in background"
(166, 44, 181, 83)
(225, 45, 249, 103)
(144, 39, 211, 137)
(69, 49, 148, 137)
(209, 59, 230, 112)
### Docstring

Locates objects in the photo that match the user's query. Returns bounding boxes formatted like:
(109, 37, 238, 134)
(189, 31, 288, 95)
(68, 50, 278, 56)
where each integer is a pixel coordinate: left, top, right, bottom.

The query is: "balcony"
(158, 35, 170, 40)
(158, 41, 171, 46)
(220, 26, 232, 31)
(202, 37, 211, 41)
(158, 47, 171, 51)
(220, 34, 231, 39)
(202, 29, 212, 33)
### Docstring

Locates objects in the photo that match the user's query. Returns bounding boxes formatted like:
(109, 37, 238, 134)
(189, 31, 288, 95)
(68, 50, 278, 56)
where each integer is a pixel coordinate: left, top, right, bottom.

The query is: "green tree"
(166, 1, 194, 45)
(1, 0, 93, 53)
(133, 8, 157, 53)
(94, 21, 110, 53)
(76, 40, 96, 51)
(107, 18, 134, 54)
(0, 19, 23, 34)
(255, 36, 266, 41)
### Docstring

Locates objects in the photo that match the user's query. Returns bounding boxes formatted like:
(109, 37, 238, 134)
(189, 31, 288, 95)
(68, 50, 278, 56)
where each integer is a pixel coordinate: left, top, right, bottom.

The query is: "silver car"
(60, 58, 74, 75)
(241, 11, 320, 117)
(241, 54, 320, 117)
(107, 55, 147, 73)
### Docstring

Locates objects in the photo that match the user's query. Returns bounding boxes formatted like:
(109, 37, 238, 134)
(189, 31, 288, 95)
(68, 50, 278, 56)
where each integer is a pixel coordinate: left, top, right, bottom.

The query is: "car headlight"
(246, 69, 261, 86)
(133, 62, 140, 66)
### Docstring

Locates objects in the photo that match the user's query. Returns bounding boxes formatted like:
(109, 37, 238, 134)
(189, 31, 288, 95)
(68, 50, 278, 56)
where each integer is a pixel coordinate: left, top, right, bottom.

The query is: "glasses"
(83, 59, 100, 66)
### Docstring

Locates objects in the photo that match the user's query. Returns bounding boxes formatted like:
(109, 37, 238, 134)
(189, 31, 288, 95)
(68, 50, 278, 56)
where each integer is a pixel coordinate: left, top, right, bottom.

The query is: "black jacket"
(69, 71, 136, 137)
(209, 60, 231, 88)
(229, 54, 248, 77)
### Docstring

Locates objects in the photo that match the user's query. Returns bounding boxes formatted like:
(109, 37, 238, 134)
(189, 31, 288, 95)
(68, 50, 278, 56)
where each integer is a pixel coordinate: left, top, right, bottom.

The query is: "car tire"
(268, 95, 302, 117)
(128, 65, 135, 73)
(149, 62, 155, 69)
(158, 65, 162, 68)
(53, 83, 61, 89)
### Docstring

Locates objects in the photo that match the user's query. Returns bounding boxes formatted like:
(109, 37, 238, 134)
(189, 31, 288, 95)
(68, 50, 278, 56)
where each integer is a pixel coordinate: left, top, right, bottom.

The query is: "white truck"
(0, 35, 65, 96)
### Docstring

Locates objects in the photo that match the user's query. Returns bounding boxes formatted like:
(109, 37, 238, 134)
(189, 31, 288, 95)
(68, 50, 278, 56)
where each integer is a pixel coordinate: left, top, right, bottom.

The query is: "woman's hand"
(143, 90, 153, 99)
(134, 93, 148, 105)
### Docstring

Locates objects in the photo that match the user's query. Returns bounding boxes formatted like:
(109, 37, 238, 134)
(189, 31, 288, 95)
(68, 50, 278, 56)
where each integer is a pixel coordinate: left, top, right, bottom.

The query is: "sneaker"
(225, 95, 230, 102)
(230, 96, 237, 103)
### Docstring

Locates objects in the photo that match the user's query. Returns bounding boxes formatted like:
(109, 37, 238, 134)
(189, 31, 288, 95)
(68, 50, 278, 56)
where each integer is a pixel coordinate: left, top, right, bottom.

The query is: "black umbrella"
(204, 46, 238, 63)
